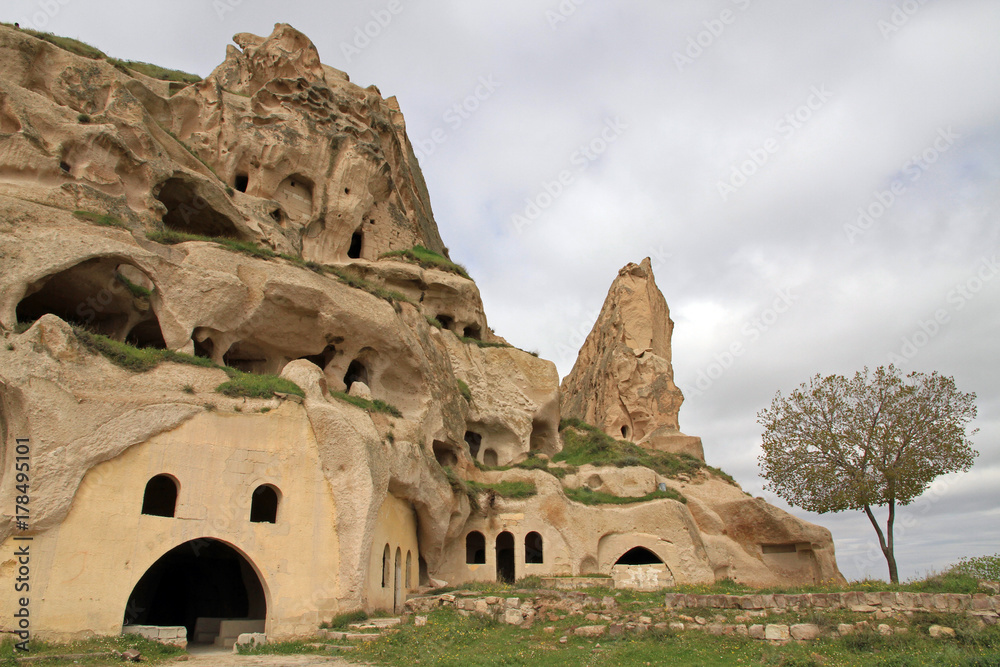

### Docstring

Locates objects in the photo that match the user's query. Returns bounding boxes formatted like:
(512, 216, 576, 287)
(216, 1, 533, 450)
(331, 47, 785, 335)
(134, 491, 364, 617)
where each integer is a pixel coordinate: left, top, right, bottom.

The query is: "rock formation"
(561, 258, 703, 458)
(0, 23, 843, 645)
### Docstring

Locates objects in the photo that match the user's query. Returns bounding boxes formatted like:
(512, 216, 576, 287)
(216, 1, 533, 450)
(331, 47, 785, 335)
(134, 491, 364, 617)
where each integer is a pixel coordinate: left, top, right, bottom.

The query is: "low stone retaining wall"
(405, 589, 999, 643)
(122, 625, 187, 648)
(663, 592, 1000, 613)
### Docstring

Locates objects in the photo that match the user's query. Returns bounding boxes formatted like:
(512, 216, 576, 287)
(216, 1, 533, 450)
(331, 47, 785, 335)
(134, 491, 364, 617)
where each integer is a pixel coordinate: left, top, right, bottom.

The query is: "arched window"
(406, 551, 412, 589)
(382, 544, 391, 588)
(250, 484, 279, 523)
(141, 475, 178, 517)
(525, 532, 543, 564)
(465, 531, 486, 564)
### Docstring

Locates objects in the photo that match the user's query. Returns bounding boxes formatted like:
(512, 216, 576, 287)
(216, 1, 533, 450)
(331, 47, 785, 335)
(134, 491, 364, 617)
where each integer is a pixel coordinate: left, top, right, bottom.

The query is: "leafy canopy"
(758, 366, 977, 513)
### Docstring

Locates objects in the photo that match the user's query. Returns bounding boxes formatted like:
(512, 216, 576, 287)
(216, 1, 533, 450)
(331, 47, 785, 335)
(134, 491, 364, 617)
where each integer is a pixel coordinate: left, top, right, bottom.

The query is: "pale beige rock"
(928, 625, 956, 638)
(561, 258, 702, 458)
(0, 22, 845, 645)
(790, 623, 822, 640)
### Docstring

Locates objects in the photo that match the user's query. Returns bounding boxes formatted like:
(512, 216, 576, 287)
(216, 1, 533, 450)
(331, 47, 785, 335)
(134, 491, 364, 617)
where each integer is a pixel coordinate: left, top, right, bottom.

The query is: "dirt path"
(175, 650, 371, 667)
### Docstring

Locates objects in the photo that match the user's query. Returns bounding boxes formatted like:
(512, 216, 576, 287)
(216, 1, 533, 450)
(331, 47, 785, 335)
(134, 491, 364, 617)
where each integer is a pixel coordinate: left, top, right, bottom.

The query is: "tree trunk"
(863, 503, 899, 584)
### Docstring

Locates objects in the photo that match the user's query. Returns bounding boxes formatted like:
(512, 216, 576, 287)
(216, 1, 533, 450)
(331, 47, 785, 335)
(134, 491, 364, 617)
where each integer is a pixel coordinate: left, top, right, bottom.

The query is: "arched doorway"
(123, 539, 266, 645)
(393, 547, 403, 613)
(495, 532, 515, 584)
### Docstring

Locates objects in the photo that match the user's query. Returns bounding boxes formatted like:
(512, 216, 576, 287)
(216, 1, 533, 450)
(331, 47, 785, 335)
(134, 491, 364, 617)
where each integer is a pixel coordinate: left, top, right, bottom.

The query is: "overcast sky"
(8, 0, 998, 583)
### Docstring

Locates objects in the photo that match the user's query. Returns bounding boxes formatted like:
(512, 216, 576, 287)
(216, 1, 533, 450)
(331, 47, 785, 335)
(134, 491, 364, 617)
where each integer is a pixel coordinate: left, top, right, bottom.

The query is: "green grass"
(74, 328, 303, 399)
(666, 572, 995, 596)
(235, 639, 328, 656)
(74, 328, 215, 372)
(216, 370, 304, 399)
(442, 466, 479, 510)
(330, 391, 403, 417)
(322, 609, 370, 629)
(426, 315, 444, 328)
(4, 24, 200, 86)
(475, 454, 572, 479)
(108, 58, 201, 84)
(114, 272, 152, 298)
(7, 24, 108, 59)
(349, 606, 1000, 667)
(379, 245, 470, 279)
(557, 418, 735, 484)
(466, 479, 538, 499)
(73, 210, 127, 229)
(326, 266, 411, 305)
(564, 486, 685, 505)
(457, 378, 472, 401)
(0, 633, 183, 665)
(461, 336, 512, 349)
(147, 229, 278, 259)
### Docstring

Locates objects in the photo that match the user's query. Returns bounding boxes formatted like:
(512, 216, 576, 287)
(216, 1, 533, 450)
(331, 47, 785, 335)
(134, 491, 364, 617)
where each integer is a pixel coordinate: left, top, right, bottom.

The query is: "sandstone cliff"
(0, 23, 843, 643)
(561, 258, 703, 459)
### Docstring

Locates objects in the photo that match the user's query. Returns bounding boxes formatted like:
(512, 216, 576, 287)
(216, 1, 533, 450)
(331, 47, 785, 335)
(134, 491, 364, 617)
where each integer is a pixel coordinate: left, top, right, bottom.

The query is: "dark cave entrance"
(156, 177, 239, 237)
(16, 258, 163, 346)
(123, 539, 266, 645)
(495, 531, 515, 584)
(615, 547, 664, 566)
(347, 230, 363, 259)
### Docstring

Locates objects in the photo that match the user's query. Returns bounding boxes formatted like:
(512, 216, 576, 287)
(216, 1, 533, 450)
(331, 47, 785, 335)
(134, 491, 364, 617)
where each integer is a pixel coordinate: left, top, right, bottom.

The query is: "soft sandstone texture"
(561, 258, 703, 458)
(0, 23, 842, 643)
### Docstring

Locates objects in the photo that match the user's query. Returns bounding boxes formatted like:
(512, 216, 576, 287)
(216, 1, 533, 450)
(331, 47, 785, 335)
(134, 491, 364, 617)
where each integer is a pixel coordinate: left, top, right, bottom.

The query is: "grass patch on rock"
(114, 272, 152, 298)
(108, 58, 201, 83)
(379, 245, 470, 279)
(330, 391, 403, 417)
(4, 24, 200, 86)
(467, 479, 537, 499)
(74, 329, 302, 399)
(73, 209, 127, 229)
(216, 371, 303, 399)
(564, 486, 685, 505)
(557, 417, 735, 484)
(74, 328, 214, 373)
(147, 230, 278, 259)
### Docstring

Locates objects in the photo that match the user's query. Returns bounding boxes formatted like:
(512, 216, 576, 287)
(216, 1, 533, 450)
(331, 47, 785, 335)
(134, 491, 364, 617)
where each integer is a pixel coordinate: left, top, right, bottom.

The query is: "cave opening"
(343, 359, 369, 391)
(123, 539, 266, 645)
(347, 230, 363, 259)
(464, 431, 482, 459)
(156, 177, 239, 237)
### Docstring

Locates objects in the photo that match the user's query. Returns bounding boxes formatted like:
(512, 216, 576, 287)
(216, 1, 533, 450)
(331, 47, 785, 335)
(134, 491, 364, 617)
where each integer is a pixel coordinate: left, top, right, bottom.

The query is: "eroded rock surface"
(561, 258, 703, 458)
(0, 23, 842, 643)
